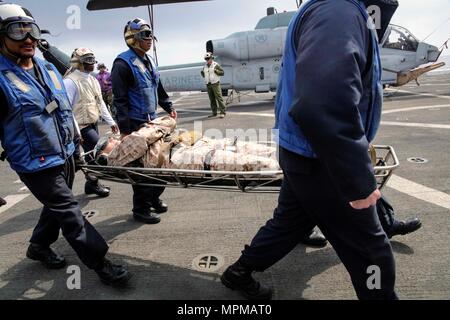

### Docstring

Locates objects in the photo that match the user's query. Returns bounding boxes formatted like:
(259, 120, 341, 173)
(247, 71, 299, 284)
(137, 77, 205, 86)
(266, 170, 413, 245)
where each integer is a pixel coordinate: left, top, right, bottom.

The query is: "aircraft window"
(382, 27, 419, 52)
(259, 67, 265, 80)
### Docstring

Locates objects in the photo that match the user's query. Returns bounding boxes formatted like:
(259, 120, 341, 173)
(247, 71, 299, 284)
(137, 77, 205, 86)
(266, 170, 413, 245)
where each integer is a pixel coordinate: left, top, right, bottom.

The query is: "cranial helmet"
(0, 3, 41, 42)
(124, 18, 154, 52)
(70, 47, 97, 71)
(204, 52, 213, 60)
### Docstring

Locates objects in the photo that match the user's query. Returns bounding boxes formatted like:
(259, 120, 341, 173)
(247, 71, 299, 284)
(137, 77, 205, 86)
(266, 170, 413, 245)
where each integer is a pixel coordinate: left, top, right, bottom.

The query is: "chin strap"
(131, 43, 147, 55)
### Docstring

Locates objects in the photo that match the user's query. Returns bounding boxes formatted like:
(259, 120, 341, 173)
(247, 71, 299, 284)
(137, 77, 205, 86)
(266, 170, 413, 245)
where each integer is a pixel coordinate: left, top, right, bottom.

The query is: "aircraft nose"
(427, 44, 440, 62)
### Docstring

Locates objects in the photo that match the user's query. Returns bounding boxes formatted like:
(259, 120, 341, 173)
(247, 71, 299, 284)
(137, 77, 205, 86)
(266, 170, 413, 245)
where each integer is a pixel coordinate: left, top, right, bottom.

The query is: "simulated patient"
(93, 116, 280, 172)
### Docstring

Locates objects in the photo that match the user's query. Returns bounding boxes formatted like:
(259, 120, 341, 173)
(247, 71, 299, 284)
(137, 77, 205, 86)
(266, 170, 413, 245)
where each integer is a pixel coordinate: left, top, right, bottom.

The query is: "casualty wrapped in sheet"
(107, 116, 176, 167)
(169, 138, 280, 173)
(141, 140, 172, 168)
(95, 122, 280, 173)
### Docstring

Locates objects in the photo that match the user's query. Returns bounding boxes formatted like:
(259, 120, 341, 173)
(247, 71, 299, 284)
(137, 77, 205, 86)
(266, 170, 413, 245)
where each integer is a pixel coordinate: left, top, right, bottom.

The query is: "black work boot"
(152, 199, 168, 214)
(26, 243, 67, 269)
(133, 211, 161, 224)
(85, 180, 110, 198)
(299, 229, 328, 247)
(95, 258, 132, 287)
(221, 261, 272, 300)
(387, 218, 422, 239)
(0, 197, 6, 207)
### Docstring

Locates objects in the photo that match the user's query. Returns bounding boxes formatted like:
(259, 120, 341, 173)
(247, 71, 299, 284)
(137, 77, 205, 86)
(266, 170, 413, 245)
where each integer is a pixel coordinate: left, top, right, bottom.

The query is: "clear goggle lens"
(6, 22, 41, 41)
(80, 55, 97, 65)
(135, 30, 153, 40)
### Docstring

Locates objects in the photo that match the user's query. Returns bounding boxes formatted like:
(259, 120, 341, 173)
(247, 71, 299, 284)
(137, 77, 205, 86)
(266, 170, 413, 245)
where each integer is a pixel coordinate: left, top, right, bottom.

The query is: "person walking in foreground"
(221, 0, 400, 300)
(0, 2, 131, 287)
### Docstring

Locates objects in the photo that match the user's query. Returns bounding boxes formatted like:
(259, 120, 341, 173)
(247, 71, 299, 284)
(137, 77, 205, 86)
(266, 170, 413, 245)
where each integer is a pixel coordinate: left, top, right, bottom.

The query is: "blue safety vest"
(115, 49, 160, 121)
(274, 0, 383, 158)
(0, 55, 75, 173)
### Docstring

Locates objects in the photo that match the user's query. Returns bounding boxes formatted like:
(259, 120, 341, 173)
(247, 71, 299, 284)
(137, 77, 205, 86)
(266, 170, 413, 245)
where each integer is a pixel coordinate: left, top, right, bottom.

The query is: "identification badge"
(45, 101, 59, 114)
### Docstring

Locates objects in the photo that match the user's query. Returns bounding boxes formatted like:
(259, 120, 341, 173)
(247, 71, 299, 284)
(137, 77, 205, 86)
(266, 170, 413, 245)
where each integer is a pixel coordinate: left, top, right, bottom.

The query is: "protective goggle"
(80, 54, 97, 65)
(135, 30, 153, 40)
(3, 22, 41, 41)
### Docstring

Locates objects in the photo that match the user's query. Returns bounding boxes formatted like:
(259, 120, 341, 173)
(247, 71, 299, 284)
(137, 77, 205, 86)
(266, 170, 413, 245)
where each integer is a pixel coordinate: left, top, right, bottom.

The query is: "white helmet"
(204, 52, 213, 60)
(0, 3, 41, 42)
(70, 47, 97, 70)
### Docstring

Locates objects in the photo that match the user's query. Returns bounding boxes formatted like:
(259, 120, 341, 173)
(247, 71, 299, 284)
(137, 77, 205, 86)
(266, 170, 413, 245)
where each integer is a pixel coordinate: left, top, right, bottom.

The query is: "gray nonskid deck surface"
(0, 73, 449, 300)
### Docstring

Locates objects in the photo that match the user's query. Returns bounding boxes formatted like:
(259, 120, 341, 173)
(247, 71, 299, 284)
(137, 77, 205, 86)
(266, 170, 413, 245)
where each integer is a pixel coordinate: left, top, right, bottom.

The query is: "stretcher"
(80, 145, 399, 194)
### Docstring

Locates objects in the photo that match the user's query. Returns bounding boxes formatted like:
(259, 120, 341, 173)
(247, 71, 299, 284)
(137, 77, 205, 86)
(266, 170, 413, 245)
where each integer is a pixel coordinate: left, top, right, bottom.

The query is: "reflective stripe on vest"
(0, 55, 75, 173)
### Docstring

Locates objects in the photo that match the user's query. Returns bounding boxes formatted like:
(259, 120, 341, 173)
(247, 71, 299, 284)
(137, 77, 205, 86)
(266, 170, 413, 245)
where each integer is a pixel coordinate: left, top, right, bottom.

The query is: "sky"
(11, 0, 450, 69)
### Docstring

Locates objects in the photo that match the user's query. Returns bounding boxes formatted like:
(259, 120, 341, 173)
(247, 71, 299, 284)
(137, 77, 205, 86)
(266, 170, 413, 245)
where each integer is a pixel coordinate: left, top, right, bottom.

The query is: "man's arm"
(157, 80, 176, 119)
(214, 64, 224, 76)
(111, 59, 134, 135)
(0, 87, 8, 123)
(63, 78, 78, 107)
(0, 87, 8, 147)
(288, 1, 377, 203)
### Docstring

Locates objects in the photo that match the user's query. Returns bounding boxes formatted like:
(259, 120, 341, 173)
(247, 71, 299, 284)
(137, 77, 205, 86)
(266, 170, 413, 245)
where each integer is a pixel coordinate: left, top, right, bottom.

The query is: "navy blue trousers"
(129, 119, 166, 214)
(239, 147, 397, 300)
(80, 124, 100, 186)
(18, 157, 108, 269)
(80, 123, 100, 157)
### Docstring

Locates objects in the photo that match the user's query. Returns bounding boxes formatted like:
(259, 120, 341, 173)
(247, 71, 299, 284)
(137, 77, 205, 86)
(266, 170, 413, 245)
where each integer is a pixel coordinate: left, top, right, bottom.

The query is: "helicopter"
(43, 0, 447, 95)
(157, 8, 447, 94)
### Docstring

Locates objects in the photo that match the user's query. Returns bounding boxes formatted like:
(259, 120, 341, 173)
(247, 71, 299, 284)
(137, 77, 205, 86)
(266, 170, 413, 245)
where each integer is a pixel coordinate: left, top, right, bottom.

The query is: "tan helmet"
(70, 47, 97, 71)
(124, 18, 153, 52)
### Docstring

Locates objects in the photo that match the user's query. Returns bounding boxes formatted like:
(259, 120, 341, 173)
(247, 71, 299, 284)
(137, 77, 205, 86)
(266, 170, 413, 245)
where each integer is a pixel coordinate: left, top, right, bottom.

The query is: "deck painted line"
(176, 99, 450, 119)
(228, 111, 275, 117)
(382, 104, 450, 114)
(381, 121, 450, 130)
(401, 83, 450, 87)
(387, 175, 450, 210)
(0, 194, 30, 214)
(176, 108, 211, 114)
(176, 108, 276, 118)
(171, 96, 186, 104)
(389, 89, 450, 100)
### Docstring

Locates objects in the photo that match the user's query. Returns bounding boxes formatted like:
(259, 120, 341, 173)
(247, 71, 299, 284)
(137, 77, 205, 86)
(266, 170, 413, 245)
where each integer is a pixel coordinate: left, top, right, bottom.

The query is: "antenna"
(422, 17, 450, 42)
(147, 4, 159, 66)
